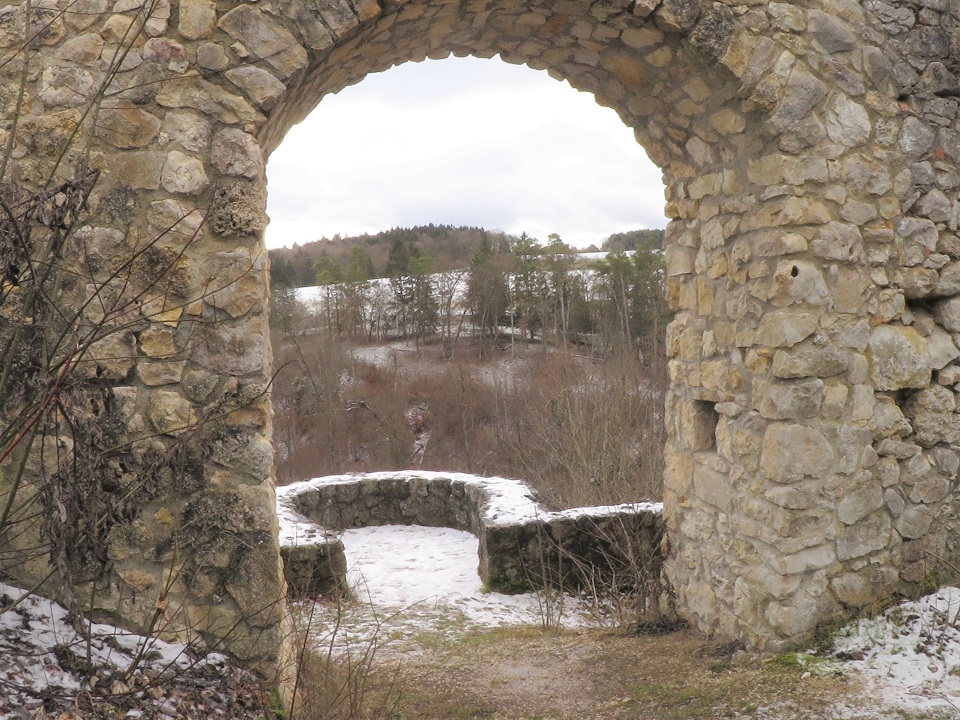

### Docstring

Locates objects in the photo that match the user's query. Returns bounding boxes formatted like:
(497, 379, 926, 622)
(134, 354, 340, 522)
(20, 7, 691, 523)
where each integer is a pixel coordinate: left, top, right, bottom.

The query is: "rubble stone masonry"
(1, 0, 958, 666)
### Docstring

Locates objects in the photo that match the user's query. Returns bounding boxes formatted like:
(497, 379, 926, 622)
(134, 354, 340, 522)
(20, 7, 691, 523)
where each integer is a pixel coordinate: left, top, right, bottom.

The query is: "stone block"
(760, 423, 835, 483)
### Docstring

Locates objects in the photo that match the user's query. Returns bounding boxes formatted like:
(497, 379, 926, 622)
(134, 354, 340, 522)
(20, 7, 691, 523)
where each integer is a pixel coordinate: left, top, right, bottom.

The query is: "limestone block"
(159, 112, 212, 155)
(773, 544, 836, 576)
(754, 311, 818, 349)
(161, 150, 209, 194)
(768, 260, 829, 307)
(179, 0, 216, 40)
(147, 389, 195, 434)
(760, 423, 835, 482)
(204, 248, 263, 318)
(925, 326, 960, 370)
(830, 567, 898, 607)
(197, 43, 229, 71)
(839, 155, 892, 196)
(836, 512, 891, 561)
(194, 316, 267, 375)
(224, 67, 286, 111)
(753, 378, 824, 420)
(138, 326, 177, 357)
(146, 199, 202, 242)
(934, 297, 960, 332)
(56, 33, 105, 64)
(769, 65, 827, 133)
(40, 66, 95, 108)
(100, 13, 135, 43)
(138, 361, 185, 386)
(156, 76, 264, 126)
(903, 385, 959, 447)
(899, 116, 935, 157)
(693, 465, 730, 513)
(837, 482, 883, 526)
(908, 468, 950, 505)
(75, 331, 136, 381)
(107, 151, 165, 190)
(218, 5, 308, 79)
(772, 344, 848, 379)
(211, 128, 263, 178)
(653, 0, 699, 32)
(824, 95, 870, 148)
(850, 385, 874, 421)
(894, 506, 934, 540)
(867, 325, 931, 391)
(807, 9, 857, 53)
(95, 108, 162, 149)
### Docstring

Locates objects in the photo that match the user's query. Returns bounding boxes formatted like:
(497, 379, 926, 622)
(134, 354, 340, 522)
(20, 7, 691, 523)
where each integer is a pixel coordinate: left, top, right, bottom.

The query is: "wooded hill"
(268, 225, 664, 288)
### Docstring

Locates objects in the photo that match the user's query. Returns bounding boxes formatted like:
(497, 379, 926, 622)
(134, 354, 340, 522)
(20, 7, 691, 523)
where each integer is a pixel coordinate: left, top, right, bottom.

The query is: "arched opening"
(258, 0, 759, 647)
(265, 55, 673, 509)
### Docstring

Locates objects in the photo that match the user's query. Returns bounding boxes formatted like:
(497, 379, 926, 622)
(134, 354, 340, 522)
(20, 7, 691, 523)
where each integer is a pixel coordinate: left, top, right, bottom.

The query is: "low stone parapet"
(276, 471, 663, 598)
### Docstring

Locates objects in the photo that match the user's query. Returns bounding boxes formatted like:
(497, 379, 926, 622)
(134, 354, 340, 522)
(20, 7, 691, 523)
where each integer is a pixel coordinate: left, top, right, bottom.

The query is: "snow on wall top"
(276, 470, 662, 548)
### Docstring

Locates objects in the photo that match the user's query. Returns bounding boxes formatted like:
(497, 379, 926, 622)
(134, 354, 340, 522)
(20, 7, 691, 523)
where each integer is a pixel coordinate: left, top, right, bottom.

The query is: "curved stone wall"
(1, 0, 959, 664)
(276, 471, 664, 596)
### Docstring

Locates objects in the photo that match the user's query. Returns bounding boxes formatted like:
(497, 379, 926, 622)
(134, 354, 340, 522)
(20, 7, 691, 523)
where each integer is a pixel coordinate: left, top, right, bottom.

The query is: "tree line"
(272, 227, 668, 359)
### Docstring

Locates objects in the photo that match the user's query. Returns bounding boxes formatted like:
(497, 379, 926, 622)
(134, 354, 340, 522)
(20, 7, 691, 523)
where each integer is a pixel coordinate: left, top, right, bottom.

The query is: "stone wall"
(1, 0, 959, 664)
(277, 471, 664, 595)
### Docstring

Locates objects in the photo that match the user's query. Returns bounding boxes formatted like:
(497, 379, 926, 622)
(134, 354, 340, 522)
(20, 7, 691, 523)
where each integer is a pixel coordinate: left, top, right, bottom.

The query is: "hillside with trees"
(270, 227, 669, 507)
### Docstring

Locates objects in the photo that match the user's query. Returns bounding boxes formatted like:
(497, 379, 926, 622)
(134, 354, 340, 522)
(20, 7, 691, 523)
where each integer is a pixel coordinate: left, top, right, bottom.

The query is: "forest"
(269, 227, 669, 508)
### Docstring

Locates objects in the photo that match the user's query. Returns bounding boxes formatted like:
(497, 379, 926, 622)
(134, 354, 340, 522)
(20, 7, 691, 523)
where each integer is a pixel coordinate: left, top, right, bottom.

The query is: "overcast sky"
(264, 56, 667, 250)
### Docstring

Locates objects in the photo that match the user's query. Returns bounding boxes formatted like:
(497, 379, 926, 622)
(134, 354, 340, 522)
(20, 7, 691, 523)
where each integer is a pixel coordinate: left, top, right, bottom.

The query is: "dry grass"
(389, 627, 933, 720)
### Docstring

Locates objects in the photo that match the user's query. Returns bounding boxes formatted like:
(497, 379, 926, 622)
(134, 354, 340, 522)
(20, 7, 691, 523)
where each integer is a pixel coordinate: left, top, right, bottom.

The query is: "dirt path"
(386, 628, 952, 720)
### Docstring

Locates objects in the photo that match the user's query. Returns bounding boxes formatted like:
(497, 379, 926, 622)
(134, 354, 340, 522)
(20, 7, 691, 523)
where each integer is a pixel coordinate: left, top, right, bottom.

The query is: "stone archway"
(2, 0, 959, 666)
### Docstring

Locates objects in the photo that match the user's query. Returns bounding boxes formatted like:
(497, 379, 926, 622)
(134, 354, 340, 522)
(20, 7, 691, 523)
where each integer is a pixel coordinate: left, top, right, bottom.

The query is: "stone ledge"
(277, 471, 664, 598)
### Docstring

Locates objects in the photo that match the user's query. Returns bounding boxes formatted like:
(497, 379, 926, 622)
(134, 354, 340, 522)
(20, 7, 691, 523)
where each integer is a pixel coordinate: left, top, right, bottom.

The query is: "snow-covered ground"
(294, 525, 594, 658)
(7, 507, 960, 716)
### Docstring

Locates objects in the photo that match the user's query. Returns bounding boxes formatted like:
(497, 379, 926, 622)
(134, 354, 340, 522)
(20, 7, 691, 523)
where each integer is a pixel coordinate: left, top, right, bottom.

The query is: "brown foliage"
(271, 304, 665, 506)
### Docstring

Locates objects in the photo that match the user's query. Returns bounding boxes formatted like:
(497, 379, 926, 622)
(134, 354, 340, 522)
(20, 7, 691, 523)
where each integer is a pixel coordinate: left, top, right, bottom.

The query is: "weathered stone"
(179, 0, 216, 39)
(769, 65, 827, 133)
(138, 326, 177, 358)
(830, 567, 898, 607)
(653, 0, 698, 31)
(75, 332, 136, 381)
(824, 95, 871, 148)
(224, 67, 286, 111)
(760, 423, 835, 482)
(143, 37, 186, 63)
(56, 33, 104, 64)
(754, 378, 824, 420)
(904, 386, 960, 447)
(836, 512, 891, 561)
(754, 311, 818, 348)
(895, 506, 934, 540)
(837, 482, 884, 526)
(924, 326, 960, 369)
(138, 361, 186, 386)
(161, 151, 209, 194)
(211, 129, 263, 178)
(95, 109, 162, 149)
(218, 5, 308, 79)
(156, 76, 264, 126)
(867, 325, 931, 391)
(812, 222, 862, 262)
(209, 181, 267, 238)
(772, 344, 848, 379)
(147, 390, 195, 434)
(197, 42, 229, 71)
(40, 66, 95, 107)
(899, 116, 935, 156)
